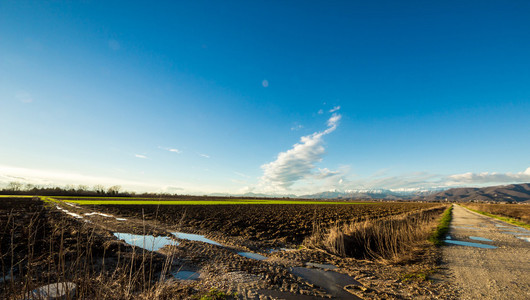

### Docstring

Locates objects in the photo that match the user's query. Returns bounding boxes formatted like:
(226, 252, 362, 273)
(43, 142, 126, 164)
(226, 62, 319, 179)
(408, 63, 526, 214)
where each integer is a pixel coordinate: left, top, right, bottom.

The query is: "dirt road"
(442, 205, 530, 299)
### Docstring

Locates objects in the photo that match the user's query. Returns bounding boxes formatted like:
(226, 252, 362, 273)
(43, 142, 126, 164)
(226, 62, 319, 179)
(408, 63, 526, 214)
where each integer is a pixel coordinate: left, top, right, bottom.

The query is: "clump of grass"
(428, 205, 453, 246)
(195, 288, 237, 300)
(304, 206, 448, 262)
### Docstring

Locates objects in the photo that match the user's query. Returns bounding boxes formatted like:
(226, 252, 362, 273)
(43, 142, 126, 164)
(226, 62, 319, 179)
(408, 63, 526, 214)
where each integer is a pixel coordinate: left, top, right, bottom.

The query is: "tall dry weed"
(304, 206, 446, 263)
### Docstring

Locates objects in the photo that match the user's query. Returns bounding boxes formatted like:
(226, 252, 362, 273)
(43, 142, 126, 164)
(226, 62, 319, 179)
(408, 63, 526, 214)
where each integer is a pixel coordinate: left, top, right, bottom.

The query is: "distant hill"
(300, 189, 437, 200)
(423, 183, 530, 203)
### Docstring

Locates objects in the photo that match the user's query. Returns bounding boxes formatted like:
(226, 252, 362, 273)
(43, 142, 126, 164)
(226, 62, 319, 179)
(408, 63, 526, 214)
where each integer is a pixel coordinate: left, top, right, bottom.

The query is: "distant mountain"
(423, 183, 530, 203)
(300, 188, 442, 200)
(208, 184, 530, 202)
(208, 189, 436, 200)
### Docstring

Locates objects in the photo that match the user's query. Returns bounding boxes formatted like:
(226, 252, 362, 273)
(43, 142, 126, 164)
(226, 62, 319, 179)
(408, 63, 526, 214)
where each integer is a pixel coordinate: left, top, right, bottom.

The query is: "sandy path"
(441, 205, 530, 299)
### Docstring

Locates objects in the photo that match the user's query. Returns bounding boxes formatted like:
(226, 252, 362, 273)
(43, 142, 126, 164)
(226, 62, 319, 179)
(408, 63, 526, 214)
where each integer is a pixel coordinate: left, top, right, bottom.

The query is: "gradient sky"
(1, 1, 529, 195)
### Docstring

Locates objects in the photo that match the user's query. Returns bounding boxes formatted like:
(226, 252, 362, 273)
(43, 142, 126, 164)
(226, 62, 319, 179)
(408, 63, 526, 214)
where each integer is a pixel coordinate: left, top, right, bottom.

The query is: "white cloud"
(159, 146, 182, 154)
(447, 167, 530, 185)
(317, 109, 324, 114)
(260, 114, 341, 190)
(234, 171, 250, 178)
(291, 124, 303, 131)
(329, 105, 341, 113)
(199, 153, 210, 158)
(315, 168, 341, 179)
(134, 154, 148, 159)
(0, 165, 156, 190)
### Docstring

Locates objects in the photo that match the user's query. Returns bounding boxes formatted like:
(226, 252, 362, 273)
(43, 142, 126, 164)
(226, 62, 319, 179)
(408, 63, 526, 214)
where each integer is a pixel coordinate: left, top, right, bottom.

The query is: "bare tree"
(7, 181, 23, 191)
(107, 185, 121, 195)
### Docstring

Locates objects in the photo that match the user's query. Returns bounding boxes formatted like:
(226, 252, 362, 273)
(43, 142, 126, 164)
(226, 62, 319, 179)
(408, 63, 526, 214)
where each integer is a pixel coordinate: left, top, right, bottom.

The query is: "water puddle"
(172, 270, 200, 281)
(444, 239, 497, 249)
(289, 267, 362, 299)
(305, 262, 338, 270)
(269, 248, 295, 253)
(85, 212, 114, 218)
(56, 206, 83, 219)
(113, 232, 179, 251)
(469, 236, 493, 242)
(237, 252, 268, 260)
(495, 224, 509, 228)
(172, 232, 222, 246)
(516, 236, 530, 242)
(85, 212, 127, 221)
(0, 274, 14, 283)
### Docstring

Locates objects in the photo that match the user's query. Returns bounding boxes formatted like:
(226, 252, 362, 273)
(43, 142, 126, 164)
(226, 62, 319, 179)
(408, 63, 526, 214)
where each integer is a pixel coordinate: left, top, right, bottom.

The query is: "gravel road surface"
(442, 205, 530, 299)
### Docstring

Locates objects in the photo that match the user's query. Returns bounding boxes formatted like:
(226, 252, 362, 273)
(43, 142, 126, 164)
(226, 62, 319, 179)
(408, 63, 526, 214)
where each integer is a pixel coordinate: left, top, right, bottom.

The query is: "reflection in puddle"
(444, 239, 497, 249)
(269, 248, 295, 253)
(237, 252, 268, 260)
(469, 236, 493, 242)
(495, 224, 509, 228)
(172, 232, 222, 246)
(56, 206, 83, 219)
(305, 262, 338, 270)
(289, 267, 361, 299)
(516, 236, 530, 242)
(113, 233, 178, 251)
(172, 270, 200, 280)
(85, 212, 114, 218)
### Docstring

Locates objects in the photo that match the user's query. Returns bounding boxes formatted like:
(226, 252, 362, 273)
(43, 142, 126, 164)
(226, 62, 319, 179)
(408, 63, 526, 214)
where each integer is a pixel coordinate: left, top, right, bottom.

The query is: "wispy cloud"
(291, 124, 303, 131)
(199, 153, 210, 158)
(317, 109, 324, 114)
(0, 165, 157, 191)
(234, 171, 250, 178)
(134, 154, 148, 159)
(329, 105, 341, 113)
(315, 168, 341, 179)
(260, 113, 342, 190)
(159, 146, 182, 154)
(446, 167, 530, 185)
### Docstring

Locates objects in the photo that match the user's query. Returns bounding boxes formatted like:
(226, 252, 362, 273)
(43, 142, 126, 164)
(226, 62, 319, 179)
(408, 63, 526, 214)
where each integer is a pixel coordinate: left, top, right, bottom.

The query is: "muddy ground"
(1, 197, 457, 299)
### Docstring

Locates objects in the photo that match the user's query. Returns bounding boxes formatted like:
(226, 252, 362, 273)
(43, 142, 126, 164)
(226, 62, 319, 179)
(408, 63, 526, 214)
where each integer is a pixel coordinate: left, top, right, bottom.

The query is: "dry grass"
(304, 206, 447, 263)
(464, 203, 530, 225)
(0, 197, 191, 299)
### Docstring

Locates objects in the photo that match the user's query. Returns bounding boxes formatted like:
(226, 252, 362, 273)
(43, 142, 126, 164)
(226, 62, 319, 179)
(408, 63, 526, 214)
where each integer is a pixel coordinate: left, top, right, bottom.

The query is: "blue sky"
(1, 1, 529, 194)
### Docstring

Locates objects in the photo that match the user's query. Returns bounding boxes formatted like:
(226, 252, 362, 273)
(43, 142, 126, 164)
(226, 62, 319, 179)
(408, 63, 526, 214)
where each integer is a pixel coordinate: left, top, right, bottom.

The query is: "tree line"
(0, 182, 129, 197)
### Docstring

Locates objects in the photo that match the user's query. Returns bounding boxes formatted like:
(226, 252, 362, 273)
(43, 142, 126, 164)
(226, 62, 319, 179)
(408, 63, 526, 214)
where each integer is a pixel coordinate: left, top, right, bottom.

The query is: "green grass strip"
(464, 206, 530, 229)
(429, 205, 453, 246)
(39, 196, 62, 204)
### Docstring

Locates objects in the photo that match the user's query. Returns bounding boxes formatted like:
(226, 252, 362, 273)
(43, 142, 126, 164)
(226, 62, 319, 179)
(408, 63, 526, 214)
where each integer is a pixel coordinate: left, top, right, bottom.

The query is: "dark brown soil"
(2, 197, 457, 299)
(94, 202, 442, 245)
